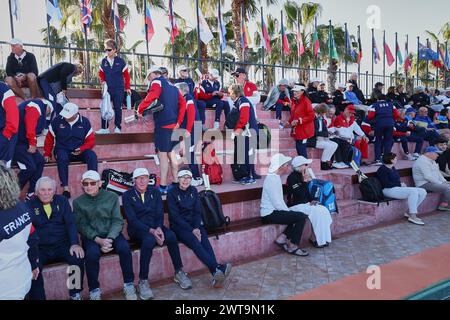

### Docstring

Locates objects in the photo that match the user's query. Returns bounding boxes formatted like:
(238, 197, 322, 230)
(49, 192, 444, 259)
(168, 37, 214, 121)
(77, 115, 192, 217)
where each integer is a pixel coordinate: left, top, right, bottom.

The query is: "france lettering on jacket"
(0, 206, 31, 240)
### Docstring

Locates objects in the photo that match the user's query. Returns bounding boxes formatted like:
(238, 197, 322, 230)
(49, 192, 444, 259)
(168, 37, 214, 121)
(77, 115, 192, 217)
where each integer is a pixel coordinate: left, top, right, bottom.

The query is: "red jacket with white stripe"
(0, 81, 19, 140)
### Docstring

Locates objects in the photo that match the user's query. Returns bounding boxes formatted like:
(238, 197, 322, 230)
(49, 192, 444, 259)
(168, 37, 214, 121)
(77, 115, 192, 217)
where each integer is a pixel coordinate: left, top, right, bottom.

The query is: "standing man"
(137, 66, 186, 195)
(27, 177, 85, 300)
(0, 81, 19, 167)
(44, 103, 98, 199)
(5, 39, 39, 100)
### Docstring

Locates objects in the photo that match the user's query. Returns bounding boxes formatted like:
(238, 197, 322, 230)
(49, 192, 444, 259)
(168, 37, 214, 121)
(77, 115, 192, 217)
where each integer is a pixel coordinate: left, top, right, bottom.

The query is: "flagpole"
(84, 24, 90, 83)
(417, 36, 420, 86)
(383, 30, 386, 84)
(315, 16, 318, 77)
(261, 6, 265, 89)
(196, 0, 201, 71)
(241, 3, 245, 64)
(405, 34, 409, 79)
(113, 0, 118, 46)
(219, 1, 224, 86)
(372, 28, 374, 90)
(344, 23, 348, 80)
(46, 0, 53, 66)
(281, 10, 285, 79)
(144, 0, 150, 66)
(436, 40, 439, 89)
(357, 25, 361, 84)
(297, 8, 301, 80)
(395, 32, 398, 85)
(329, 20, 332, 85)
(426, 38, 430, 84)
(8, 0, 15, 38)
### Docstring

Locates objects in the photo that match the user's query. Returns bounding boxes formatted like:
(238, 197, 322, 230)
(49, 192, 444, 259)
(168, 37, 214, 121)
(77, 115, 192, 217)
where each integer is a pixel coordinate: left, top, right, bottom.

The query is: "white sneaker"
(413, 153, 420, 158)
(95, 128, 110, 135)
(190, 177, 204, 187)
(406, 154, 415, 161)
(114, 127, 121, 134)
(213, 121, 220, 129)
(408, 216, 425, 225)
(332, 162, 349, 169)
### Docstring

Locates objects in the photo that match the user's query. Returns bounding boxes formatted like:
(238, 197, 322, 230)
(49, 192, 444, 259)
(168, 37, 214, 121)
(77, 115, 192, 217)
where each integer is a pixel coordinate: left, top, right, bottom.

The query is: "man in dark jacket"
(5, 39, 39, 100)
(27, 176, 85, 300)
(348, 73, 365, 104)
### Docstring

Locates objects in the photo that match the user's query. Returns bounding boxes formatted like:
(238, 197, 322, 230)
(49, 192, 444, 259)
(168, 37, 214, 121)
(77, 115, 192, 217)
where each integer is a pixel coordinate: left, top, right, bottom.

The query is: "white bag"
(100, 84, 114, 121)
(56, 92, 69, 106)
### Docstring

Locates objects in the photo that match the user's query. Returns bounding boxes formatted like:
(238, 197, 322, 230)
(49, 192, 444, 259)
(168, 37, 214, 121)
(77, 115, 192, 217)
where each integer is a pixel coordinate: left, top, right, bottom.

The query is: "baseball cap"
(59, 102, 79, 118)
(375, 82, 384, 87)
(424, 146, 441, 154)
(146, 65, 162, 78)
(81, 170, 101, 181)
(310, 77, 320, 83)
(278, 79, 289, 86)
(291, 156, 313, 168)
(177, 169, 193, 178)
(133, 168, 150, 179)
(292, 85, 306, 92)
(346, 82, 354, 88)
(159, 67, 168, 74)
(177, 65, 189, 73)
(9, 38, 23, 46)
(337, 83, 346, 89)
(232, 67, 246, 76)
(209, 68, 220, 79)
(345, 105, 356, 114)
(405, 107, 416, 114)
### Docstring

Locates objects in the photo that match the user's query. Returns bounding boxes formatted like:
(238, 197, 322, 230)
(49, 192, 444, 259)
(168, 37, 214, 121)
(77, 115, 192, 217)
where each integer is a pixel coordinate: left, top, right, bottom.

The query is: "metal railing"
(0, 41, 447, 97)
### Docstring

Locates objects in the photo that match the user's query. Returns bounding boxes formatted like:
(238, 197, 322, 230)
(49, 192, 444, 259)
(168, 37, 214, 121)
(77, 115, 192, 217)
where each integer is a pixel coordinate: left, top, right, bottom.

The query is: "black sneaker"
(320, 162, 332, 171)
(252, 172, 262, 179)
(62, 190, 71, 199)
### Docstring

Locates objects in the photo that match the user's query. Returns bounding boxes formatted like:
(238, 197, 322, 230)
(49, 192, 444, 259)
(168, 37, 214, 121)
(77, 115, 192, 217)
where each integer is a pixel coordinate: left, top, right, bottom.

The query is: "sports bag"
(257, 122, 271, 149)
(359, 177, 385, 203)
(308, 179, 338, 214)
(101, 169, 157, 195)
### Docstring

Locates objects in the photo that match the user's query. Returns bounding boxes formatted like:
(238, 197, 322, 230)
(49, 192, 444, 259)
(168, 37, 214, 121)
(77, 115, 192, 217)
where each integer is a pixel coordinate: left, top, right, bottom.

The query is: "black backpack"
(198, 190, 230, 238)
(257, 122, 271, 149)
(225, 107, 241, 129)
(359, 177, 385, 203)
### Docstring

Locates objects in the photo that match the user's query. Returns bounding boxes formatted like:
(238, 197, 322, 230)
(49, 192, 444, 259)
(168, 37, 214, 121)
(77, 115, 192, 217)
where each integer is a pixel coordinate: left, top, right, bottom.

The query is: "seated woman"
(260, 153, 309, 256)
(286, 156, 333, 248)
(167, 168, 231, 288)
(376, 152, 427, 225)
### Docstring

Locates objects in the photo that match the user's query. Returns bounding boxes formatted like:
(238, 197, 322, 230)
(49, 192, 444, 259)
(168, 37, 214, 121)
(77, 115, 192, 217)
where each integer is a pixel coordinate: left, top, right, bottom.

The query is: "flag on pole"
(241, 9, 251, 51)
(11, 0, 20, 20)
(168, 0, 179, 44)
(395, 39, 403, 65)
(80, 0, 93, 31)
(296, 21, 305, 57)
(433, 46, 445, 69)
(217, 4, 226, 51)
(404, 41, 411, 72)
(445, 47, 450, 69)
(372, 33, 381, 64)
(47, 0, 62, 24)
(281, 16, 290, 55)
(111, 0, 125, 32)
(384, 39, 395, 66)
(418, 43, 438, 60)
(329, 26, 338, 60)
(356, 29, 363, 64)
(144, 0, 154, 42)
(313, 18, 320, 58)
(345, 28, 356, 60)
(261, 13, 271, 54)
(198, 9, 214, 45)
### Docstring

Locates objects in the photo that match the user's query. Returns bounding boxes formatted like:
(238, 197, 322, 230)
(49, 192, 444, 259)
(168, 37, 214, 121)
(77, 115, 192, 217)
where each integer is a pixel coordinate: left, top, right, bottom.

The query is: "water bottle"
(126, 94, 131, 110)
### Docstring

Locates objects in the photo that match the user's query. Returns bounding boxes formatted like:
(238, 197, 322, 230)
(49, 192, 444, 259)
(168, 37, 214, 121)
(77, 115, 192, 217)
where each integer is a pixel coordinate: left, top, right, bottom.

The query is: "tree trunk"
(327, 59, 338, 93)
(405, 76, 414, 96)
(102, 0, 117, 45)
(231, 0, 243, 61)
(201, 42, 208, 74)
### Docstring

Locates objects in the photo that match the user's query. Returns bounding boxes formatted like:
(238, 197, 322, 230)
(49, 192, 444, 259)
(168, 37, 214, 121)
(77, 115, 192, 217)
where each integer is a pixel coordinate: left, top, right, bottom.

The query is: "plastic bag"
(56, 92, 69, 106)
(100, 84, 114, 121)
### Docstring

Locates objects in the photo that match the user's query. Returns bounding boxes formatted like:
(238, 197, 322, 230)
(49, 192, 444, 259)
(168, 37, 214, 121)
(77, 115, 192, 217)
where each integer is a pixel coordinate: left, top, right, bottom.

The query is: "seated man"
(74, 170, 137, 300)
(344, 83, 363, 106)
(370, 82, 385, 102)
(332, 83, 351, 115)
(43, 103, 98, 199)
(5, 39, 39, 100)
(122, 168, 193, 300)
(14, 99, 53, 200)
(393, 109, 423, 161)
(197, 69, 227, 129)
(27, 177, 85, 300)
(413, 146, 450, 211)
(312, 104, 339, 170)
(167, 169, 232, 288)
(435, 138, 450, 178)
(311, 82, 333, 105)
(411, 86, 431, 109)
(263, 79, 291, 128)
(0, 81, 19, 167)
(37, 62, 84, 113)
(413, 107, 442, 143)
(348, 73, 366, 104)
(232, 67, 260, 119)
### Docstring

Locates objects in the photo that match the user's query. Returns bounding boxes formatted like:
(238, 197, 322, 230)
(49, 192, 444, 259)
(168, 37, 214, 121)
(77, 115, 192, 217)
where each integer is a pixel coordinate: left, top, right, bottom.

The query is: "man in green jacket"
(74, 170, 137, 300)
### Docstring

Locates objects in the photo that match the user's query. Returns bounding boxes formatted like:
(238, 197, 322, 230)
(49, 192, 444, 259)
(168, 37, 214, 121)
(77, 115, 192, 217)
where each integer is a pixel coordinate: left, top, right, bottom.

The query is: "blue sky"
(0, 0, 448, 75)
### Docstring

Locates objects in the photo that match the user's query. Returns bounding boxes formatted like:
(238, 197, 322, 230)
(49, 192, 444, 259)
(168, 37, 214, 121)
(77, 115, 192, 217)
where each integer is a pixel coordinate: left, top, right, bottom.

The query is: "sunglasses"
(82, 181, 98, 187)
(105, 48, 113, 52)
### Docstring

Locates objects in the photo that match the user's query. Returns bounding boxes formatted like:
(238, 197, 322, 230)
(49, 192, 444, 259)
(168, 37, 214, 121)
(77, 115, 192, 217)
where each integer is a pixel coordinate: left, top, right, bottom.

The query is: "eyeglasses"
(82, 181, 98, 187)
(105, 48, 113, 52)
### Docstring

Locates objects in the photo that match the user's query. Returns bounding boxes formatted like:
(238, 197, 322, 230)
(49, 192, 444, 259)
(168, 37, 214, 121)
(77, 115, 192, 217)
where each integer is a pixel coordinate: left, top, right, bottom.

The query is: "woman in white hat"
(260, 153, 309, 256)
(287, 156, 333, 247)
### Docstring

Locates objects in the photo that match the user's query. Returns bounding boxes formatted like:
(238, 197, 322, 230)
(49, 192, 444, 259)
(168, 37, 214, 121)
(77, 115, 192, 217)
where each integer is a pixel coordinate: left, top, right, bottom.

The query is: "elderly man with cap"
(411, 86, 431, 109)
(348, 73, 366, 104)
(413, 146, 450, 211)
(263, 79, 291, 128)
(5, 38, 39, 100)
(122, 168, 192, 300)
(168, 168, 232, 288)
(260, 153, 309, 256)
(307, 77, 320, 95)
(332, 83, 352, 114)
(0, 81, 19, 168)
(288, 84, 315, 158)
(74, 170, 137, 300)
(137, 65, 187, 195)
(43, 102, 98, 199)
(197, 68, 227, 129)
(27, 176, 85, 300)
(344, 82, 363, 106)
(311, 82, 333, 105)
(13, 98, 53, 200)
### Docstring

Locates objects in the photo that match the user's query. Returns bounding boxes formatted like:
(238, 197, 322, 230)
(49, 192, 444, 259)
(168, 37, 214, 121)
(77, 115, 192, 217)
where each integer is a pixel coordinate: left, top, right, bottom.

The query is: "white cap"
(177, 169, 193, 178)
(81, 170, 101, 181)
(337, 83, 346, 89)
(292, 85, 306, 92)
(268, 153, 292, 174)
(59, 102, 79, 118)
(133, 168, 149, 179)
(146, 65, 162, 78)
(292, 156, 313, 168)
(310, 77, 320, 83)
(209, 68, 220, 79)
(177, 65, 189, 73)
(445, 87, 450, 92)
(278, 78, 289, 86)
(346, 82, 354, 88)
(9, 38, 23, 46)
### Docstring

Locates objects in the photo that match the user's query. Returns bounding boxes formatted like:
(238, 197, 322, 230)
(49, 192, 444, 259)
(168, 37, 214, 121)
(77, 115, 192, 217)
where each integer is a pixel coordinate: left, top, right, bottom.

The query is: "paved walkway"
(107, 212, 450, 300)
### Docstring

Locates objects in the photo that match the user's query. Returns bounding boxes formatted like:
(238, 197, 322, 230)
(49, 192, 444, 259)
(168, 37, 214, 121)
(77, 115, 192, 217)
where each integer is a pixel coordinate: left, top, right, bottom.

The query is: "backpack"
(359, 177, 385, 203)
(198, 190, 230, 238)
(225, 107, 241, 129)
(231, 164, 249, 181)
(101, 169, 157, 195)
(345, 146, 361, 166)
(257, 122, 271, 149)
(203, 164, 223, 184)
(308, 179, 338, 214)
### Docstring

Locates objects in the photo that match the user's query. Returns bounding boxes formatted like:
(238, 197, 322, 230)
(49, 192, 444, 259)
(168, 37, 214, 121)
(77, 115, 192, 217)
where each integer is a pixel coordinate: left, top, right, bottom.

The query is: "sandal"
(283, 244, 309, 256)
(274, 240, 286, 249)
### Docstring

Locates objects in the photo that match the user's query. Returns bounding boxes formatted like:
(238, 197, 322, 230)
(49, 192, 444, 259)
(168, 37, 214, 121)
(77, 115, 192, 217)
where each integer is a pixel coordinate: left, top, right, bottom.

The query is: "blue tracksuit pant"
(206, 98, 229, 123)
(102, 89, 124, 130)
(374, 126, 393, 161)
(55, 149, 98, 187)
(13, 144, 45, 193)
(196, 99, 206, 125)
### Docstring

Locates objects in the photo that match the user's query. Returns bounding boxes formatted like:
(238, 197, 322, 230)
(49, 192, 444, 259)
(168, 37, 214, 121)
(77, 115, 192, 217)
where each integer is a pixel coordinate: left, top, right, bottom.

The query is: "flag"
(433, 46, 445, 69)
(241, 10, 251, 50)
(144, 0, 154, 42)
(217, 4, 226, 51)
(404, 41, 411, 72)
(384, 39, 395, 67)
(296, 21, 305, 57)
(395, 39, 403, 65)
(80, 0, 92, 30)
(312, 19, 320, 58)
(329, 26, 338, 60)
(281, 17, 290, 55)
(445, 47, 450, 69)
(168, 0, 179, 44)
(11, 0, 19, 20)
(198, 9, 213, 45)
(111, 0, 125, 32)
(418, 43, 438, 60)
(345, 28, 356, 60)
(261, 13, 271, 54)
(47, 0, 62, 24)
(356, 30, 363, 64)
(372, 33, 381, 64)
